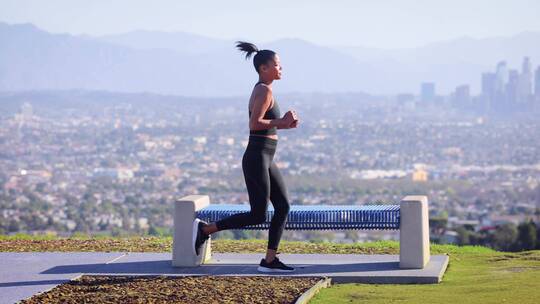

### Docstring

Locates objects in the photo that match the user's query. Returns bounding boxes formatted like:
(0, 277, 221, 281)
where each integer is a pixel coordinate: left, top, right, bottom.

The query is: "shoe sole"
(257, 266, 295, 273)
(192, 218, 201, 256)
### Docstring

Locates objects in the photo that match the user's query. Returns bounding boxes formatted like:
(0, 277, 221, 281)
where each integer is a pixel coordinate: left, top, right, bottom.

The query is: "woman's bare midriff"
(250, 134, 278, 140)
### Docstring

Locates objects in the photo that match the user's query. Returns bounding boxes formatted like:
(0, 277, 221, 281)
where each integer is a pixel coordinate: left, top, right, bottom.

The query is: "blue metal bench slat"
(196, 204, 400, 230)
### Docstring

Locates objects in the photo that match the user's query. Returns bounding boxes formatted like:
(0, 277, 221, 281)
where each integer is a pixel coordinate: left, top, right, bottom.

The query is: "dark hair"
(235, 41, 276, 73)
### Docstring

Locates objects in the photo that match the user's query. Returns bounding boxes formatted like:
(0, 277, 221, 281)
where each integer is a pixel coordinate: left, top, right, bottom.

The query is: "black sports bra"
(249, 82, 281, 136)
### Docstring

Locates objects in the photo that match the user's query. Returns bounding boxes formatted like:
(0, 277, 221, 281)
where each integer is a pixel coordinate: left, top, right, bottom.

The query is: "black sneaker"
(257, 257, 295, 273)
(193, 218, 209, 256)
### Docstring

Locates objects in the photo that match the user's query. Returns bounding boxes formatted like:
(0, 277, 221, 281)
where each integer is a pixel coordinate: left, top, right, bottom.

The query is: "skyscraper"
(535, 66, 540, 101)
(482, 73, 496, 98)
(518, 57, 533, 103)
(481, 73, 497, 111)
(454, 85, 470, 107)
(421, 82, 435, 103)
(506, 69, 519, 105)
(493, 61, 508, 112)
(495, 61, 508, 93)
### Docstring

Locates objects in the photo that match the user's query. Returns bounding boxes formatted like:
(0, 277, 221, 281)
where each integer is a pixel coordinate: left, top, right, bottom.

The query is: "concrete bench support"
(399, 195, 430, 269)
(172, 195, 212, 267)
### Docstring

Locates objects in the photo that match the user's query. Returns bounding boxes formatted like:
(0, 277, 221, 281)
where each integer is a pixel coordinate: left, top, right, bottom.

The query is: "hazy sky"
(1, 0, 540, 49)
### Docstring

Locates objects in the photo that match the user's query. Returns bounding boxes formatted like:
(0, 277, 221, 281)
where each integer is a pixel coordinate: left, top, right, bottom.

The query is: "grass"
(0, 234, 407, 254)
(2, 234, 539, 303)
(311, 247, 540, 304)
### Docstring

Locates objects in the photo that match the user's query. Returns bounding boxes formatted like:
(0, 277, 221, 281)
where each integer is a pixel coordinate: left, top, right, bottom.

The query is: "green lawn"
(1, 235, 539, 303)
(311, 245, 540, 304)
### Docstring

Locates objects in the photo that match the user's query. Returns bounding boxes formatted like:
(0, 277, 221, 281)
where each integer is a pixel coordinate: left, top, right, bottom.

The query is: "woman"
(194, 41, 299, 272)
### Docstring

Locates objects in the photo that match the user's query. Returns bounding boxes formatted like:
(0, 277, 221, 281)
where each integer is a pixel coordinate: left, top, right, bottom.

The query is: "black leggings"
(215, 136, 290, 250)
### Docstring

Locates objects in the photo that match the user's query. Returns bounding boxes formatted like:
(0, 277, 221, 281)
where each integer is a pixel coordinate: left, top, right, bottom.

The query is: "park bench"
(172, 195, 430, 269)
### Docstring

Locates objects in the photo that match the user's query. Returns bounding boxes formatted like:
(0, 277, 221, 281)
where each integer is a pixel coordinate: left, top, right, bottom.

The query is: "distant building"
(454, 85, 470, 107)
(420, 82, 435, 102)
(193, 136, 207, 145)
(495, 61, 508, 93)
(493, 61, 509, 111)
(535, 66, 540, 101)
(481, 72, 497, 111)
(506, 69, 519, 104)
(517, 57, 533, 103)
(482, 73, 497, 101)
(412, 168, 428, 182)
(21, 102, 33, 118)
(481, 72, 497, 99)
(412, 163, 428, 182)
(117, 168, 134, 181)
(218, 136, 235, 146)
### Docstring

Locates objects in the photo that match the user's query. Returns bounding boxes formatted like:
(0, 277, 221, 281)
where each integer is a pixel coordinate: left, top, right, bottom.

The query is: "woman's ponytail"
(235, 41, 259, 60)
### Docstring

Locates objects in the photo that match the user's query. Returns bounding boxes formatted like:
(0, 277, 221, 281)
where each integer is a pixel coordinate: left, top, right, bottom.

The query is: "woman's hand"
(281, 110, 299, 129)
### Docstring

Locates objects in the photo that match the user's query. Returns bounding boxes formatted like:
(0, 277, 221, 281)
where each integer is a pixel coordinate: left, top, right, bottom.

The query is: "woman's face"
(261, 54, 282, 80)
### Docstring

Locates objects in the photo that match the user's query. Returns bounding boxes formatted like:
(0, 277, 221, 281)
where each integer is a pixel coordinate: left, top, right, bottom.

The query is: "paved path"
(0, 253, 449, 303)
(0, 253, 124, 304)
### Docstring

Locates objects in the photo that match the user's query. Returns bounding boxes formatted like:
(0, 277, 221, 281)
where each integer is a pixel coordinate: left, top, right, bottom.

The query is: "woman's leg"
(265, 161, 290, 262)
(209, 149, 271, 232)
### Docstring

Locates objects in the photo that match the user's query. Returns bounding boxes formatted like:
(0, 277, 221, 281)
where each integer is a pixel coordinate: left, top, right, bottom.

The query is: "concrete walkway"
(0, 253, 124, 304)
(0, 252, 449, 304)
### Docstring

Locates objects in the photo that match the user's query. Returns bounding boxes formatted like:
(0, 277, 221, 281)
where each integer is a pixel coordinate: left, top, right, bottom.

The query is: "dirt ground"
(20, 275, 323, 304)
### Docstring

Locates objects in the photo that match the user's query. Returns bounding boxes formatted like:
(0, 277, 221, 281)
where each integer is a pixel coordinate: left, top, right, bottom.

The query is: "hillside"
(2, 22, 540, 95)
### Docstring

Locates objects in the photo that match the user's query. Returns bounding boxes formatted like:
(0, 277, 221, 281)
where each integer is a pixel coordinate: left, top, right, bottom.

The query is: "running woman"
(194, 41, 299, 272)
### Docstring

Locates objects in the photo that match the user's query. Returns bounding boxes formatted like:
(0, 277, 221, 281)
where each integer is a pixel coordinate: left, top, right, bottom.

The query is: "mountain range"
(1, 22, 539, 97)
